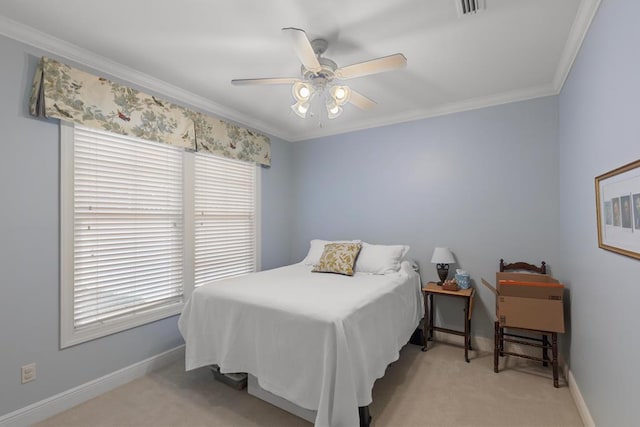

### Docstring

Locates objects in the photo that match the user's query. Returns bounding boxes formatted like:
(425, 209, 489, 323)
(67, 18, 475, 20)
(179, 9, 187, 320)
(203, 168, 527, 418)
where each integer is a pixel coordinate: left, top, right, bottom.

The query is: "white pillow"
(301, 239, 360, 266)
(355, 242, 410, 275)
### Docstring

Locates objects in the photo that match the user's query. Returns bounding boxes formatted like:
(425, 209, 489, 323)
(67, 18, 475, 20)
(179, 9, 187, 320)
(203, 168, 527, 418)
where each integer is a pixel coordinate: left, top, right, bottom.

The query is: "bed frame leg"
(359, 406, 371, 427)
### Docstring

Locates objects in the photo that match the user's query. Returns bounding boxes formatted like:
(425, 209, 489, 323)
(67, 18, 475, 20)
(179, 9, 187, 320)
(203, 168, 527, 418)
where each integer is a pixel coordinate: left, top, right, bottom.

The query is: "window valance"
(192, 114, 271, 166)
(29, 57, 270, 166)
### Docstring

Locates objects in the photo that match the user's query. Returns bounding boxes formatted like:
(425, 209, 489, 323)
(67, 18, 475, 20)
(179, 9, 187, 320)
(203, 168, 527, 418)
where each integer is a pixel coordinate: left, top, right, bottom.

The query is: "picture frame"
(595, 159, 640, 260)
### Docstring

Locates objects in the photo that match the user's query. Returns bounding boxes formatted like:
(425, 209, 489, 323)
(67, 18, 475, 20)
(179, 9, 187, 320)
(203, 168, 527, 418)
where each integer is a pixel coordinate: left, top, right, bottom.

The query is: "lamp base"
(436, 264, 450, 285)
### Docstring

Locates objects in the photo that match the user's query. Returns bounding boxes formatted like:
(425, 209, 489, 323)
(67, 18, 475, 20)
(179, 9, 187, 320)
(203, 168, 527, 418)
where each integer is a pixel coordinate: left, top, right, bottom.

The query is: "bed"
(178, 241, 423, 427)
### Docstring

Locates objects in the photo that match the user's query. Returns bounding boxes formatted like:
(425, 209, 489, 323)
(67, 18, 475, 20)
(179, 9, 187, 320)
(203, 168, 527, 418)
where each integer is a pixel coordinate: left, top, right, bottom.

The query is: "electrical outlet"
(21, 363, 36, 384)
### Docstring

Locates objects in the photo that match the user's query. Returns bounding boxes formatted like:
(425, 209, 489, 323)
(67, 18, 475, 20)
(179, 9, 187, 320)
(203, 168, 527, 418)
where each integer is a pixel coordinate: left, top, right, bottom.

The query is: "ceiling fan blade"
(282, 27, 322, 72)
(348, 89, 377, 110)
(335, 53, 407, 80)
(231, 77, 300, 86)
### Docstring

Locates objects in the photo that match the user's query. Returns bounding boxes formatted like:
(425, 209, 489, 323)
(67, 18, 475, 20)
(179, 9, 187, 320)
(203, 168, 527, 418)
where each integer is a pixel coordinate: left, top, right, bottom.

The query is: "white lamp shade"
(326, 103, 343, 119)
(291, 101, 310, 118)
(431, 247, 455, 264)
(292, 81, 313, 102)
(330, 85, 351, 105)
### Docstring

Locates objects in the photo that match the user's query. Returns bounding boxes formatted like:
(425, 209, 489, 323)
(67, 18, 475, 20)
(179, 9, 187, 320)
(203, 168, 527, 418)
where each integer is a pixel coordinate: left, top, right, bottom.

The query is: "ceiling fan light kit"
(231, 27, 407, 121)
(292, 81, 312, 102)
(330, 86, 350, 105)
(291, 101, 311, 119)
(326, 100, 342, 119)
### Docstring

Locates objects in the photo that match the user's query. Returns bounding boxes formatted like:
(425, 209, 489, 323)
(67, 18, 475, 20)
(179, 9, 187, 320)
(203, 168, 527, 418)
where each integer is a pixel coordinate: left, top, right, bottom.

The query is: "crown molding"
(289, 83, 558, 142)
(291, 0, 601, 142)
(553, 0, 602, 91)
(0, 15, 290, 142)
(1, 0, 600, 144)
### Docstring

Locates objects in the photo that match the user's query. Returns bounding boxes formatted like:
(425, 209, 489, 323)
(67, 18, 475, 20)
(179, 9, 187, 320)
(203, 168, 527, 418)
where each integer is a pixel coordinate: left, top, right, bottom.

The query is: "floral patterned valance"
(29, 57, 270, 166)
(193, 114, 271, 166)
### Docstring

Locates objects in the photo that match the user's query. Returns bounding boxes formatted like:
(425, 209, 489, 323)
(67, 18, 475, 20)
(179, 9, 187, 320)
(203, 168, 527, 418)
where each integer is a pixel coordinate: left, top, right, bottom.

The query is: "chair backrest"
(499, 259, 546, 274)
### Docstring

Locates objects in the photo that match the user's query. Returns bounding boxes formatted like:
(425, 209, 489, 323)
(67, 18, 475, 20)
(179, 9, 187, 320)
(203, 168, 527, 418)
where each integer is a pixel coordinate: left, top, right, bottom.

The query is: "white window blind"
(194, 153, 256, 286)
(61, 123, 259, 347)
(72, 126, 184, 329)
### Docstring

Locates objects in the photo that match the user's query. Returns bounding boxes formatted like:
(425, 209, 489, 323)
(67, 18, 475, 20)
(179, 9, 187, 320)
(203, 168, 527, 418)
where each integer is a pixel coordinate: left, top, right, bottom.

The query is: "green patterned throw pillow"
(312, 242, 363, 276)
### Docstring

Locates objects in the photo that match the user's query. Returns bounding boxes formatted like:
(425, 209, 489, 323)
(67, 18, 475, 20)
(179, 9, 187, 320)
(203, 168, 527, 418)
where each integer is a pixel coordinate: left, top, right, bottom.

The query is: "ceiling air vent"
(457, 0, 486, 16)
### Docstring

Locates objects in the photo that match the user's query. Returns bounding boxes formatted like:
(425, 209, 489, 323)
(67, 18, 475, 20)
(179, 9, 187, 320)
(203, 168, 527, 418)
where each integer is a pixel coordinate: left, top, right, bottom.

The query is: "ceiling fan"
(231, 27, 407, 120)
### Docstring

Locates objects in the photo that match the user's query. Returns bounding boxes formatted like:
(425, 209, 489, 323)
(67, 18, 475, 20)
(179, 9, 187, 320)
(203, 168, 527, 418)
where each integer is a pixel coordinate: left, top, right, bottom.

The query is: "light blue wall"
(5, 2, 634, 422)
(291, 96, 561, 338)
(260, 133, 295, 269)
(557, 1, 640, 425)
(0, 34, 293, 417)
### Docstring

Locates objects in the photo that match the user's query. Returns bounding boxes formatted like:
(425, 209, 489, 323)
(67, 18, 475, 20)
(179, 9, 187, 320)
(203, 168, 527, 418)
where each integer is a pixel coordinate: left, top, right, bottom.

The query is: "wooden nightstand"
(422, 282, 475, 362)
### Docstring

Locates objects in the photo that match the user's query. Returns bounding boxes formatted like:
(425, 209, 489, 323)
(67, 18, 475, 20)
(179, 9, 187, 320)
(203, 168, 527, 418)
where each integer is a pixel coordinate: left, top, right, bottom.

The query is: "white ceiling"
(0, 0, 599, 142)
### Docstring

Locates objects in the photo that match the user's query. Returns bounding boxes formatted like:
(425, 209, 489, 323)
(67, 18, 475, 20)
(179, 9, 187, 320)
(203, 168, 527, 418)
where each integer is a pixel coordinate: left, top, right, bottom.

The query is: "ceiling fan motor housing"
(310, 38, 328, 55)
(302, 56, 337, 89)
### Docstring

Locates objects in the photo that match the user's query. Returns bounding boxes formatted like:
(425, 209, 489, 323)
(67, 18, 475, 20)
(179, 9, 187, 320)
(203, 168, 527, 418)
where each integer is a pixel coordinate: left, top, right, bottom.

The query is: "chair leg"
(494, 321, 499, 373)
(542, 334, 549, 367)
(552, 333, 559, 388)
(499, 326, 504, 357)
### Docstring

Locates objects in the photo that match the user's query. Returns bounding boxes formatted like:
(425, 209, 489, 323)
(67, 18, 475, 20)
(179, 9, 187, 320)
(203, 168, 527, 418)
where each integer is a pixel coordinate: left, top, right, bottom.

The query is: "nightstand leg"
(428, 294, 434, 341)
(464, 300, 469, 363)
(467, 310, 472, 351)
(421, 291, 429, 351)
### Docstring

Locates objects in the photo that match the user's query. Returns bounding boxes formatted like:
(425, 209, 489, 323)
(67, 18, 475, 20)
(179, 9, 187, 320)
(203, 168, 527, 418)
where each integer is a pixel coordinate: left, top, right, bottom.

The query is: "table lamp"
(431, 247, 455, 285)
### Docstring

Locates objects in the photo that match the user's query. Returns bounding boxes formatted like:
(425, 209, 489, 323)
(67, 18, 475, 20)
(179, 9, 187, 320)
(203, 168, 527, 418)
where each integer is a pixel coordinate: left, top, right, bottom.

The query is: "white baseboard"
(432, 332, 593, 425)
(1, 340, 594, 427)
(564, 364, 595, 427)
(0, 345, 185, 427)
(430, 331, 567, 373)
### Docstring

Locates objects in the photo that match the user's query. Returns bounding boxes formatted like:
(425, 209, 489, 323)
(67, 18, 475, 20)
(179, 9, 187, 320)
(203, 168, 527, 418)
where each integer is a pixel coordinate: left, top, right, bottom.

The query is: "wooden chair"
(494, 259, 560, 387)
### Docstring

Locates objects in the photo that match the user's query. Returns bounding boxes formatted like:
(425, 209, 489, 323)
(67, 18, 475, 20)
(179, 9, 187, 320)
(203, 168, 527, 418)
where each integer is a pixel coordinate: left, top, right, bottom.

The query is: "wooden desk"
(422, 282, 475, 362)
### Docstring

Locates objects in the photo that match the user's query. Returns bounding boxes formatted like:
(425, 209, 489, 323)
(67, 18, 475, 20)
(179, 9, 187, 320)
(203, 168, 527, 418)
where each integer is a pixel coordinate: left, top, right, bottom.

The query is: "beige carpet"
(35, 343, 583, 427)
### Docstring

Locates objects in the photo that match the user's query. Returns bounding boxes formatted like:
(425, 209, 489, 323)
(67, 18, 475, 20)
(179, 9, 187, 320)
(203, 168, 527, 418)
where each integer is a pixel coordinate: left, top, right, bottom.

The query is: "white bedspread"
(178, 261, 423, 427)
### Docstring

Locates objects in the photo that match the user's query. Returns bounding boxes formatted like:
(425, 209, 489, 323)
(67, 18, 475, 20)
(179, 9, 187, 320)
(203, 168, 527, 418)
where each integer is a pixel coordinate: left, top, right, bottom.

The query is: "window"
(61, 123, 259, 347)
(194, 154, 257, 286)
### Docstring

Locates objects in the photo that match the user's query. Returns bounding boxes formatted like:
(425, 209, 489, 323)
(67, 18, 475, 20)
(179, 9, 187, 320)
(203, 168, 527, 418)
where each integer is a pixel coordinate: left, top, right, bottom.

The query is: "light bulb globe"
(330, 85, 351, 105)
(292, 82, 313, 102)
(291, 101, 310, 118)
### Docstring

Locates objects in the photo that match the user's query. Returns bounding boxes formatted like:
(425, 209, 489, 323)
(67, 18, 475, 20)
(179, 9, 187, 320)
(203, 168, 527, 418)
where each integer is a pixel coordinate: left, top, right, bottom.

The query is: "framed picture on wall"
(595, 159, 640, 260)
